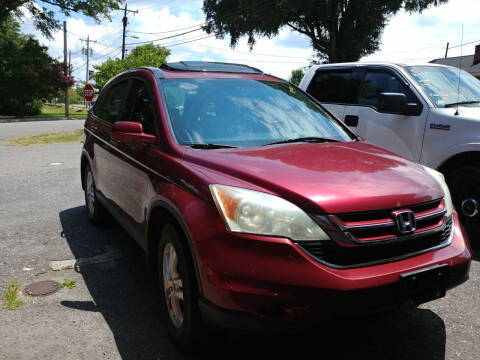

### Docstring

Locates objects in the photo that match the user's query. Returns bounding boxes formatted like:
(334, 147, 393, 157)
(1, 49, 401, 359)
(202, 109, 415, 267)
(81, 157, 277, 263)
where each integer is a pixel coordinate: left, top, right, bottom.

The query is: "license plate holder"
(399, 264, 449, 305)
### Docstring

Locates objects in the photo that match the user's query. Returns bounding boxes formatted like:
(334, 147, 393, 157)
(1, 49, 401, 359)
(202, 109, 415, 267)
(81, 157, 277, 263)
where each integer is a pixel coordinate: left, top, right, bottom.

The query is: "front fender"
(428, 143, 480, 169)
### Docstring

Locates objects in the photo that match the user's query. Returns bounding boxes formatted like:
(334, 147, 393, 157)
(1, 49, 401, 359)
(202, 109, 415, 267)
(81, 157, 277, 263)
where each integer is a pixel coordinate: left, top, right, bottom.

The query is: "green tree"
(289, 68, 304, 86)
(2, 0, 122, 38)
(0, 17, 73, 116)
(93, 43, 170, 90)
(203, 0, 448, 63)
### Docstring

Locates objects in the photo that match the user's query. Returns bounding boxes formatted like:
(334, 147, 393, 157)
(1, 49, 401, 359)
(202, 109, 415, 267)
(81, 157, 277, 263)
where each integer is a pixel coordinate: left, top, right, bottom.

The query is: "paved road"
(0, 142, 478, 359)
(0, 119, 85, 139)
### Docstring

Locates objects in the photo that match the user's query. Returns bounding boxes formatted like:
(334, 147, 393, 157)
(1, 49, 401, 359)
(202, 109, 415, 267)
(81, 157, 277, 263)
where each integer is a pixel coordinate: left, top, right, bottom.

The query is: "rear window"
(307, 69, 359, 104)
(161, 78, 354, 147)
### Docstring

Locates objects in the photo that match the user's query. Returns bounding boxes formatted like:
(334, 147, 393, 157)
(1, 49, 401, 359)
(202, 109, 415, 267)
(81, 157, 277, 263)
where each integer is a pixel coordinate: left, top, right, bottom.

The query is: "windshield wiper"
(264, 137, 340, 146)
(186, 143, 238, 149)
(444, 100, 480, 107)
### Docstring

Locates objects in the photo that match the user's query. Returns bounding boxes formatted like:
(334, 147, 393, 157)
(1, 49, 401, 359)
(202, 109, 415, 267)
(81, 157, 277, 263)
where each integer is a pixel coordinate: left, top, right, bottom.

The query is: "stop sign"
(83, 84, 95, 102)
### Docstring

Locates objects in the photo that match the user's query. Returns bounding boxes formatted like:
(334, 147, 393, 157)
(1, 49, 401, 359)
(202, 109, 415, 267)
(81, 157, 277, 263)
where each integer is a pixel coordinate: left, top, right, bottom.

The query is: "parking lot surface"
(0, 141, 478, 360)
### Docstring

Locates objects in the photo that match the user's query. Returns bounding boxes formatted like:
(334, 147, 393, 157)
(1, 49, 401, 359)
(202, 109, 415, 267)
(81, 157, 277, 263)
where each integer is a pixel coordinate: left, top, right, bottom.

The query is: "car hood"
(436, 106, 480, 120)
(183, 141, 444, 214)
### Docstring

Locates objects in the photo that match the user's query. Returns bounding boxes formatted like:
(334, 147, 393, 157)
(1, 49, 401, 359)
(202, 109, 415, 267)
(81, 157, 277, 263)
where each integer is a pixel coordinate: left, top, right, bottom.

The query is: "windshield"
(160, 78, 353, 147)
(405, 65, 480, 108)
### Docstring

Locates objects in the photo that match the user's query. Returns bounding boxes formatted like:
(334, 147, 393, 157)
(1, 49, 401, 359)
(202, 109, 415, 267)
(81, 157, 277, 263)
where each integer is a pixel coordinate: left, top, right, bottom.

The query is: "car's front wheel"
(447, 165, 480, 249)
(157, 224, 205, 350)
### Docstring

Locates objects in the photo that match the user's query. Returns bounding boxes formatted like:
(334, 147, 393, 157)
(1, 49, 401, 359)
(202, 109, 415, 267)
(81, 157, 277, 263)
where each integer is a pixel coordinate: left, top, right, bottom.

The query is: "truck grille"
(298, 199, 453, 268)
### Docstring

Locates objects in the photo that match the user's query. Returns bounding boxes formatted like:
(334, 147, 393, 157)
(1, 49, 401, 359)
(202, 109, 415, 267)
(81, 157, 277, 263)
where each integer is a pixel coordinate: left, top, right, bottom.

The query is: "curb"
(49, 251, 124, 271)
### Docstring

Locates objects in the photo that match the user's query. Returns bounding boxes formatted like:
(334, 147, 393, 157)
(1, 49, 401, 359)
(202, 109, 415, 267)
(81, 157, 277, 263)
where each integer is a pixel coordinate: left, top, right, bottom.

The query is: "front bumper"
(199, 260, 470, 331)
(194, 211, 471, 328)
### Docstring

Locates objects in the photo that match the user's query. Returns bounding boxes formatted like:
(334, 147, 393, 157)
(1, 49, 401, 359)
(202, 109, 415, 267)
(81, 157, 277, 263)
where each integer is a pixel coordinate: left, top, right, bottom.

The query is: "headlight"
(423, 166, 453, 217)
(210, 184, 329, 241)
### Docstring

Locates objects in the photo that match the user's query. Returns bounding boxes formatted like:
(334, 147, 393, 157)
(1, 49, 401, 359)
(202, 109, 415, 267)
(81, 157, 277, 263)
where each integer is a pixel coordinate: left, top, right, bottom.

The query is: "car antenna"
(455, 25, 464, 116)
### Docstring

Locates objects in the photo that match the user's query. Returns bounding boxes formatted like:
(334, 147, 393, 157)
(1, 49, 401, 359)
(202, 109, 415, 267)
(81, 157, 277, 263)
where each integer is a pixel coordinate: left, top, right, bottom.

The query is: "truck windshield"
(405, 65, 480, 108)
(160, 78, 354, 147)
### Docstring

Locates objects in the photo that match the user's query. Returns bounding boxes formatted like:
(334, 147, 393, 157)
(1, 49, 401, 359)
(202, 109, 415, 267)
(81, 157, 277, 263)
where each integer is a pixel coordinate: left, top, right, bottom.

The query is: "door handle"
(344, 115, 359, 127)
(91, 125, 98, 131)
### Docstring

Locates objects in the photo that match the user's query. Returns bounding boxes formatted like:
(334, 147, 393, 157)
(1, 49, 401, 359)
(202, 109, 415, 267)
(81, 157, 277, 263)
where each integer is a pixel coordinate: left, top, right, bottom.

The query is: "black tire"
(83, 164, 107, 225)
(157, 224, 206, 351)
(446, 166, 480, 249)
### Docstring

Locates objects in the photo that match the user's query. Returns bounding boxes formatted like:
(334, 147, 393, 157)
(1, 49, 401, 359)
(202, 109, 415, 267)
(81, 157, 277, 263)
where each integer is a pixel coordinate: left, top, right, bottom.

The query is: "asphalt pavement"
(0, 119, 85, 139)
(0, 141, 478, 360)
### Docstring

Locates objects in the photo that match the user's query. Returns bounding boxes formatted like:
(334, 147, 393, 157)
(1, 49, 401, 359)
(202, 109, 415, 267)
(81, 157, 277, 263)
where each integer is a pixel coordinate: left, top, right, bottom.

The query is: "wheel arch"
(146, 200, 203, 295)
(437, 151, 480, 175)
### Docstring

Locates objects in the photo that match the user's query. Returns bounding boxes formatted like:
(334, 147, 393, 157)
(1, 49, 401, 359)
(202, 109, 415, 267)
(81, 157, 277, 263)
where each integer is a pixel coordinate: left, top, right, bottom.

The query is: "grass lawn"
(5, 130, 84, 146)
(0, 104, 88, 120)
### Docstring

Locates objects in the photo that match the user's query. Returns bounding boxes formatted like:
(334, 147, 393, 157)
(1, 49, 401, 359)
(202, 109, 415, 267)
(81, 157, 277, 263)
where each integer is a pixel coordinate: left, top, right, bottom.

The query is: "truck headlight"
(423, 166, 453, 217)
(210, 184, 329, 241)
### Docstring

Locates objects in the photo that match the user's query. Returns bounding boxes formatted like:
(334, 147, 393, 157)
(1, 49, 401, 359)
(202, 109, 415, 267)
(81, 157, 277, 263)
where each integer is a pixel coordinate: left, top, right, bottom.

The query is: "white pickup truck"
(299, 62, 480, 246)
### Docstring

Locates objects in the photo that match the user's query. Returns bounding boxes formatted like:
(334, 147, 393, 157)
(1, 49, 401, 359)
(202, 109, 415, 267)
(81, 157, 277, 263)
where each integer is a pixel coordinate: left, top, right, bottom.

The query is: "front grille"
(329, 199, 445, 242)
(298, 216, 453, 268)
(336, 199, 442, 223)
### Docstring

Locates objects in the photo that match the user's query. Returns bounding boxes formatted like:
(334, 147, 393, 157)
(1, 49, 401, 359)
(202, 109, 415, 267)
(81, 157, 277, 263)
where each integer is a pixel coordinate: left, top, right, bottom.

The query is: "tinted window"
(95, 81, 128, 123)
(123, 79, 156, 135)
(307, 69, 359, 103)
(358, 70, 416, 108)
(161, 78, 353, 147)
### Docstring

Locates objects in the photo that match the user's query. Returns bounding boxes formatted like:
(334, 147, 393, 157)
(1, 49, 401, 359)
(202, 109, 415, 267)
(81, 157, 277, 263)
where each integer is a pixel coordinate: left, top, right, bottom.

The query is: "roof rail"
(160, 61, 263, 74)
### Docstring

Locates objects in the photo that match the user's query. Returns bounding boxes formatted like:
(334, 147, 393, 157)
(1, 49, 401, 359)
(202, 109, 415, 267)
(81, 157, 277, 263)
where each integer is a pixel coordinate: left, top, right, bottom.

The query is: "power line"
(449, 38, 480, 49)
(71, 47, 121, 73)
(172, 50, 309, 64)
(126, 34, 215, 48)
(188, 43, 312, 59)
(129, 23, 205, 35)
(95, 29, 123, 44)
(125, 27, 204, 46)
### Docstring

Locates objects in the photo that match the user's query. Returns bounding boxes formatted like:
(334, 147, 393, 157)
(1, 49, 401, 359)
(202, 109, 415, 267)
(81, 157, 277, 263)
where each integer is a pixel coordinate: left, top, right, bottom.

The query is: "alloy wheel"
(163, 243, 184, 328)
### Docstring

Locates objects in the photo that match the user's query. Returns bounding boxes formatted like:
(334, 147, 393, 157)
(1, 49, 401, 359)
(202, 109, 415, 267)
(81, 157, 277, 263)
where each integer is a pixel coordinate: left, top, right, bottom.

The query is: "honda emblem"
(392, 210, 416, 235)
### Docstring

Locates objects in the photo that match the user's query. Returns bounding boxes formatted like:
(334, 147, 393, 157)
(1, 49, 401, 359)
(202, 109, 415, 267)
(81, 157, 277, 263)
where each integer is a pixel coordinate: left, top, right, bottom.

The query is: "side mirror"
(111, 121, 156, 144)
(378, 93, 422, 116)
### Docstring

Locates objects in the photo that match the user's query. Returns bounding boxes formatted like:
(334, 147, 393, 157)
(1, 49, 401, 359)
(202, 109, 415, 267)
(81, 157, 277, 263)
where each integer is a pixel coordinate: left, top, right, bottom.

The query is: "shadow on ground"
(472, 251, 480, 262)
(59, 205, 447, 360)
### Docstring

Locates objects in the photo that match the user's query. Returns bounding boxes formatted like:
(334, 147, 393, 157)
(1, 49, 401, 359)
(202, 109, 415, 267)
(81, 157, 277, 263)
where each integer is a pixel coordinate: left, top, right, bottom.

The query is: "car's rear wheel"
(83, 165, 107, 225)
(447, 166, 480, 249)
(157, 224, 205, 351)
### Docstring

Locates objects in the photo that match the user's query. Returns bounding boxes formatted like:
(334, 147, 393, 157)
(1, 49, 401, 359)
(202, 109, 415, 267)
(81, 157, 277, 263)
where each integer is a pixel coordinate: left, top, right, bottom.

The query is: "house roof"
(430, 55, 480, 75)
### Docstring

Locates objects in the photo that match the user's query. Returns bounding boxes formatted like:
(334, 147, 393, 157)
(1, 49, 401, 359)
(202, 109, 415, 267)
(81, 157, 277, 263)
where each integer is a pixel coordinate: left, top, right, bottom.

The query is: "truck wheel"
(83, 165, 107, 225)
(157, 224, 205, 351)
(446, 166, 480, 249)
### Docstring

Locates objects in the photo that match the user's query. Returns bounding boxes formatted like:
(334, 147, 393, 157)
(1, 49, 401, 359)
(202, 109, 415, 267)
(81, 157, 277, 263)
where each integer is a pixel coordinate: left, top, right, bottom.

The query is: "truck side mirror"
(378, 93, 422, 116)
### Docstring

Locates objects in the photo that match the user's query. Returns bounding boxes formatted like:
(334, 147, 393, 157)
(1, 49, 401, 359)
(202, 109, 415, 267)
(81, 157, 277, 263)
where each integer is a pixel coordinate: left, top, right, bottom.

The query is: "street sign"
(83, 84, 94, 102)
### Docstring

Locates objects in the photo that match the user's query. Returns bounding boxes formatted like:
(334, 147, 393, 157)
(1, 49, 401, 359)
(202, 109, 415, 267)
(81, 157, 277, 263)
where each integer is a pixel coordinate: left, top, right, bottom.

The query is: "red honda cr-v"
(81, 61, 471, 349)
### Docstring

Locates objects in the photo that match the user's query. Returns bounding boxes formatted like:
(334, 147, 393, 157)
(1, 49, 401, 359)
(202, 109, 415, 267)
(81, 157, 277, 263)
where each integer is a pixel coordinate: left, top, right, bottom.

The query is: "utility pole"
(85, 35, 90, 83)
(445, 42, 450, 58)
(121, 4, 138, 60)
(81, 36, 96, 83)
(63, 21, 69, 118)
(68, 50, 71, 107)
(81, 36, 95, 108)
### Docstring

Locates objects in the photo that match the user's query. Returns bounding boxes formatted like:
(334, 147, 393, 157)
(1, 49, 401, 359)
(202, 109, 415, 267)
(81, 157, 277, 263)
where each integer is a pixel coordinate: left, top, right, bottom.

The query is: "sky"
(18, 0, 480, 84)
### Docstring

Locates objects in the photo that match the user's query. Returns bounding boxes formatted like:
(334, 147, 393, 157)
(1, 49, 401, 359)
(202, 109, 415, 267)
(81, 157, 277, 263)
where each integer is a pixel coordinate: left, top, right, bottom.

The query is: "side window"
(124, 79, 156, 135)
(307, 69, 359, 104)
(95, 81, 129, 124)
(358, 70, 416, 108)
